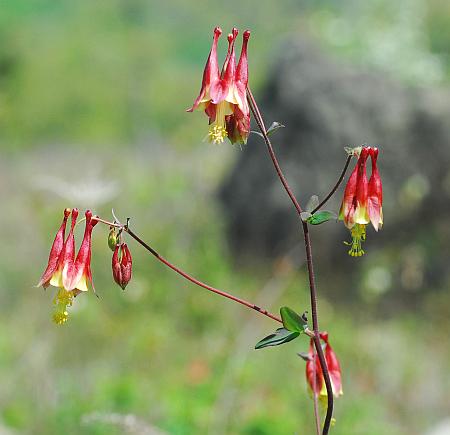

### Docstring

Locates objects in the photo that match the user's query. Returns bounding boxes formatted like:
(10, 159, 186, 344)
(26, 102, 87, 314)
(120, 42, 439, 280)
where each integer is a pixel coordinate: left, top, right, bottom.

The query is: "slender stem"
(304, 222, 334, 431)
(247, 88, 302, 215)
(311, 155, 352, 214)
(312, 349, 321, 435)
(93, 217, 121, 227)
(92, 216, 282, 324)
(247, 87, 334, 435)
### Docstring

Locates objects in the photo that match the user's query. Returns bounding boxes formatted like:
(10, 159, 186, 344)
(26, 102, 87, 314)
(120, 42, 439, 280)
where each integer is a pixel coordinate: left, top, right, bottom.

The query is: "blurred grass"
(1, 0, 450, 434)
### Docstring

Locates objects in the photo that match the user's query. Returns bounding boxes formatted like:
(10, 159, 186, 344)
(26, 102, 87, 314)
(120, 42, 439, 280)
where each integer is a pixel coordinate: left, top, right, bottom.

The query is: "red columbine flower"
(367, 147, 383, 231)
(305, 332, 343, 406)
(37, 208, 71, 289)
(188, 27, 251, 145)
(62, 210, 98, 294)
(339, 146, 371, 256)
(339, 146, 383, 256)
(38, 209, 98, 324)
(112, 243, 133, 290)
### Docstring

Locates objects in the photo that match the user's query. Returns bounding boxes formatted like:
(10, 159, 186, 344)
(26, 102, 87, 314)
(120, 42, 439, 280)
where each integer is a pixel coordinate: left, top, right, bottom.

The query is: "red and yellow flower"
(37, 209, 98, 324)
(339, 146, 383, 256)
(188, 27, 251, 145)
(306, 332, 343, 406)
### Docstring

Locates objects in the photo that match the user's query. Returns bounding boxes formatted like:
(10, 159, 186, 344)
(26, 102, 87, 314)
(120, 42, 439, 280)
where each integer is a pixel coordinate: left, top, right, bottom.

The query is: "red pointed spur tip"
(234, 30, 250, 118)
(221, 31, 238, 77)
(37, 208, 72, 288)
(71, 208, 79, 222)
(358, 146, 370, 164)
(187, 27, 222, 113)
(211, 29, 237, 105)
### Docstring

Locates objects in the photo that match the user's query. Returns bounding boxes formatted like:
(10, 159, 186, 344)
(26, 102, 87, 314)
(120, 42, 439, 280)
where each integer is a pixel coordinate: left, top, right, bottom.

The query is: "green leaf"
(255, 328, 300, 349)
(306, 195, 319, 213)
(267, 121, 285, 136)
(306, 211, 337, 225)
(250, 122, 285, 139)
(280, 306, 307, 332)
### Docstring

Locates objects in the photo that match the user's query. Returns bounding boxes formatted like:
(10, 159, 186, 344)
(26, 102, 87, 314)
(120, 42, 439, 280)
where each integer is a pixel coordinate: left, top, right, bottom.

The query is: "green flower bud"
(108, 228, 118, 251)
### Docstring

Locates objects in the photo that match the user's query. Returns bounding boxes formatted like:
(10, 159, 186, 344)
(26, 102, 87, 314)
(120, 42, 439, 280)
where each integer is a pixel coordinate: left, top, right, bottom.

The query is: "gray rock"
(219, 39, 450, 307)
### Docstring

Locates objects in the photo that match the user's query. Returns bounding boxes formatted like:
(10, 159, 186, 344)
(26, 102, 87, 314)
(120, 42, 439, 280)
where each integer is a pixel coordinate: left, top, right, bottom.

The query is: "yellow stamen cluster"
(208, 125, 228, 144)
(52, 289, 74, 325)
(208, 101, 228, 144)
(345, 224, 366, 257)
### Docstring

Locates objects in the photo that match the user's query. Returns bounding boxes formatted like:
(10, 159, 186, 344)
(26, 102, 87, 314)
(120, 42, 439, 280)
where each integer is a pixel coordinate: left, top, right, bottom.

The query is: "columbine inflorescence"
(188, 27, 251, 145)
(37, 209, 133, 324)
(36, 27, 387, 435)
(339, 146, 383, 256)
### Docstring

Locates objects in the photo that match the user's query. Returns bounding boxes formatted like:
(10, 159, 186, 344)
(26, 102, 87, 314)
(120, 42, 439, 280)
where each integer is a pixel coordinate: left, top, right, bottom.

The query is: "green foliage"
(280, 306, 308, 332)
(255, 328, 300, 349)
(306, 210, 337, 225)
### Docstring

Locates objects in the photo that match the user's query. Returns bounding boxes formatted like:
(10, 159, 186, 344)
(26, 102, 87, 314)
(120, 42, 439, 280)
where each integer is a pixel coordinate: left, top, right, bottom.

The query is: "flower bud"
(108, 227, 118, 251)
(112, 243, 132, 290)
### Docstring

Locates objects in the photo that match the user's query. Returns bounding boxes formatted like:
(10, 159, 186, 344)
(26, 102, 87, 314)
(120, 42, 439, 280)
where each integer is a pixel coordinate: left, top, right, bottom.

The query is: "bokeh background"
(1, 1, 450, 434)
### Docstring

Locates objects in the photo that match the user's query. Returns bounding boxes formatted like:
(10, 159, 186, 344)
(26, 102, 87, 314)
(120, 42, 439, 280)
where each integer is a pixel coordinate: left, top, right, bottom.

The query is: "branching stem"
(93, 217, 283, 324)
(247, 86, 334, 435)
(311, 155, 352, 214)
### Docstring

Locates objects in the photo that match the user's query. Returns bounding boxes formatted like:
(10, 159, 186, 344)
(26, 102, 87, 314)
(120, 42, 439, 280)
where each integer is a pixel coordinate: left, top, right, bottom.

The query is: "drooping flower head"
(339, 146, 382, 256)
(37, 208, 71, 289)
(188, 27, 251, 145)
(38, 209, 98, 324)
(339, 147, 370, 230)
(305, 332, 343, 407)
(112, 243, 133, 290)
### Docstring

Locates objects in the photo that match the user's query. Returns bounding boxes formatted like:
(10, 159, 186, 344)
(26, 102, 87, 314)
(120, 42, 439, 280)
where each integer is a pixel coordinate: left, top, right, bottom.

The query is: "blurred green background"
(1, 0, 450, 434)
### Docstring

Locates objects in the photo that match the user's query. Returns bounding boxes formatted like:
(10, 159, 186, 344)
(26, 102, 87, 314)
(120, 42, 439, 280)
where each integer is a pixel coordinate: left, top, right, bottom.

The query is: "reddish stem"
(92, 217, 282, 324)
(247, 87, 334, 435)
(311, 155, 352, 214)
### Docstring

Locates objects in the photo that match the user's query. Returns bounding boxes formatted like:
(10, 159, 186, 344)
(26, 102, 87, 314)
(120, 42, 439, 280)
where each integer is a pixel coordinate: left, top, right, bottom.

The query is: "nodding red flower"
(339, 147, 370, 230)
(38, 209, 98, 324)
(188, 27, 251, 145)
(367, 147, 383, 231)
(37, 208, 71, 289)
(305, 332, 343, 406)
(112, 243, 133, 290)
(62, 210, 98, 294)
(339, 146, 383, 256)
